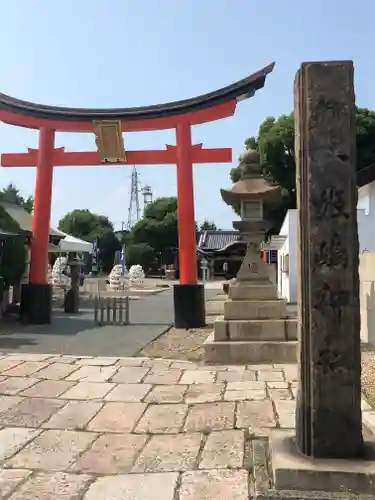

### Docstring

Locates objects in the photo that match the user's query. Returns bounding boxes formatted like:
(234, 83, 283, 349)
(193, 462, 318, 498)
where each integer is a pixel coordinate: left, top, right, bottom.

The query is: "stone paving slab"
(0, 351, 373, 499)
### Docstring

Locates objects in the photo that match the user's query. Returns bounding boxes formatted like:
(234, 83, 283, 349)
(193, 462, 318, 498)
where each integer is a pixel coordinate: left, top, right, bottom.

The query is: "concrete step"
(203, 332, 297, 364)
(228, 283, 278, 301)
(209, 294, 227, 301)
(213, 318, 298, 341)
(206, 314, 224, 328)
(224, 299, 287, 320)
(206, 299, 225, 315)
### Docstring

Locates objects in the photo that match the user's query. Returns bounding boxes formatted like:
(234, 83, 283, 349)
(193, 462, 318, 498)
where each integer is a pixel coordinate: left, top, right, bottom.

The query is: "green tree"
(231, 108, 375, 231)
(126, 197, 207, 271)
(144, 197, 177, 221)
(125, 197, 180, 269)
(199, 220, 218, 231)
(356, 107, 375, 171)
(125, 243, 155, 269)
(130, 198, 179, 253)
(130, 219, 160, 251)
(58, 209, 120, 272)
(118, 229, 131, 245)
(0, 183, 34, 213)
(58, 209, 113, 239)
(0, 206, 26, 288)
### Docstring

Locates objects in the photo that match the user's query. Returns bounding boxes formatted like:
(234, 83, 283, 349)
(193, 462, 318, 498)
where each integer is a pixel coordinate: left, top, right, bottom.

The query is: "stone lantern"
(64, 257, 85, 314)
(203, 150, 297, 365)
(220, 149, 280, 284)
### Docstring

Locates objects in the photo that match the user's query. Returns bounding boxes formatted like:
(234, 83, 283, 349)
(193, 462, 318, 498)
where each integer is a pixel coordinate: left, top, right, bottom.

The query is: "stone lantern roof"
(220, 149, 280, 207)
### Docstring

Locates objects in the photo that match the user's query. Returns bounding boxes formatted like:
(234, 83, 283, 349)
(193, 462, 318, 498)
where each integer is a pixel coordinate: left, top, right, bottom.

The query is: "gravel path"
(361, 349, 375, 406)
(138, 327, 211, 362)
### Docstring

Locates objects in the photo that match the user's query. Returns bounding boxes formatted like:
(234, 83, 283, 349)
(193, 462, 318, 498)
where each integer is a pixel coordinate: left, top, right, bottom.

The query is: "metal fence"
(52, 279, 131, 325)
(94, 295, 130, 325)
(83, 279, 108, 295)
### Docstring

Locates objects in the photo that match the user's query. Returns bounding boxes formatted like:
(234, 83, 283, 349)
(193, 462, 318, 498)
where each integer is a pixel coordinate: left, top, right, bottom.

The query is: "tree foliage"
(58, 196, 220, 274)
(0, 183, 34, 213)
(0, 206, 26, 288)
(129, 197, 179, 254)
(230, 108, 375, 232)
(356, 108, 375, 171)
(144, 196, 177, 221)
(200, 220, 218, 231)
(127, 196, 213, 269)
(125, 243, 155, 269)
(58, 209, 120, 272)
(125, 198, 179, 269)
(58, 209, 113, 239)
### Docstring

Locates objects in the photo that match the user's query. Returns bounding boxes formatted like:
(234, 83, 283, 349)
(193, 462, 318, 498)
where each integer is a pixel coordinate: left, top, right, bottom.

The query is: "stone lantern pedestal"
(203, 150, 297, 364)
(64, 258, 84, 314)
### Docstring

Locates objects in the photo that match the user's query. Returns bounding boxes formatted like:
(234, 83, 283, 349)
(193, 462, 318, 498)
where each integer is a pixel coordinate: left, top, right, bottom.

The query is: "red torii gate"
(0, 63, 274, 326)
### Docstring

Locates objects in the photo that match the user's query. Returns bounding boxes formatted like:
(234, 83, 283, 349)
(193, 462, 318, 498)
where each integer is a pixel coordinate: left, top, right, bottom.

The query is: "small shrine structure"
(204, 149, 297, 364)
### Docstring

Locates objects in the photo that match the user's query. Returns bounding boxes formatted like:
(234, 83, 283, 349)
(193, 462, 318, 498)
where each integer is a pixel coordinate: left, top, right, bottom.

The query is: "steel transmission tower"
(127, 166, 141, 229)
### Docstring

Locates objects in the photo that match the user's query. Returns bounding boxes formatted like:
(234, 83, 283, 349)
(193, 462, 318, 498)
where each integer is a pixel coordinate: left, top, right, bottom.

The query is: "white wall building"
(272, 180, 375, 303)
(357, 180, 375, 252)
(276, 209, 298, 303)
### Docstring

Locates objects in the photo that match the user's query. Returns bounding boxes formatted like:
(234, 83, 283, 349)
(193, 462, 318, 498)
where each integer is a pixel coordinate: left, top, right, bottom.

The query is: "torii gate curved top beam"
(0, 63, 274, 131)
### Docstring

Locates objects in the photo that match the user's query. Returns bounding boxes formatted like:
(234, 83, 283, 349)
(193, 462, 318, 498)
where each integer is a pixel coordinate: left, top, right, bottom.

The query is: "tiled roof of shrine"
(198, 230, 240, 250)
(0, 202, 64, 240)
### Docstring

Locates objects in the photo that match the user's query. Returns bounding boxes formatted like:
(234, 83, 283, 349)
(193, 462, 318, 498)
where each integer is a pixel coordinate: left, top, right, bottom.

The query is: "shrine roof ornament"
(0, 63, 274, 123)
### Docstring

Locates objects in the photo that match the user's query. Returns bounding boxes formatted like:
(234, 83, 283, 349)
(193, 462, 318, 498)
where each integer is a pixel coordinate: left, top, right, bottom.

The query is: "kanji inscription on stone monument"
(294, 61, 363, 458)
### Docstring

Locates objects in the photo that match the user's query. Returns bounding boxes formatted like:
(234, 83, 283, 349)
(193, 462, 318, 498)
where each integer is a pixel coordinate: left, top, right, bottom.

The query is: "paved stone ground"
(0, 352, 373, 499)
(0, 288, 220, 357)
(0, 352, 300, 499)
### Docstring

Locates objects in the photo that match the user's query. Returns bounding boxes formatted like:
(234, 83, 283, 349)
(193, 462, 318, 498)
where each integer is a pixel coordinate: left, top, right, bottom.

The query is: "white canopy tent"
(58, 232, 92, 253)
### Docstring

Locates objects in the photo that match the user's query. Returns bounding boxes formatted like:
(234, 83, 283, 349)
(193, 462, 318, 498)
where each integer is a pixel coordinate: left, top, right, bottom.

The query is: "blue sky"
(0, 0, 374, 230)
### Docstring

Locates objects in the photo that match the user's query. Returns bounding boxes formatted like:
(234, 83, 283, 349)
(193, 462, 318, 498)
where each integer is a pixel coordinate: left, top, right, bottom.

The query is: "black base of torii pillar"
(20, 284, 52, 325)
(173, 284, 205, 329)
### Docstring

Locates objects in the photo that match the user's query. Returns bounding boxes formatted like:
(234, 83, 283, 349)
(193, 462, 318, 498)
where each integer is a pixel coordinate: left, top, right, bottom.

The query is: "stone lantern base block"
(203, 334, 297, 364)
(269, 430, 375, 496)
(205, 298, 226, 316)
(224, 299, 287, 320)
(213, 318, 298, 341)
(228, 283, 278, 300)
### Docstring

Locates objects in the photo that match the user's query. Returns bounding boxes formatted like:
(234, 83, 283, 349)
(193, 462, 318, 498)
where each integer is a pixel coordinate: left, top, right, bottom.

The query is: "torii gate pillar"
(21, 127, 55, 324)
(173, 121, 205, 329)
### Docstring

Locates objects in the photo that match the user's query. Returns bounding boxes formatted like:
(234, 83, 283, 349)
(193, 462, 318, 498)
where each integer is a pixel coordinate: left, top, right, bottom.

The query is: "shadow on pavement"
(0, 336, 39, 350)
(0, 288, 219, 356)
